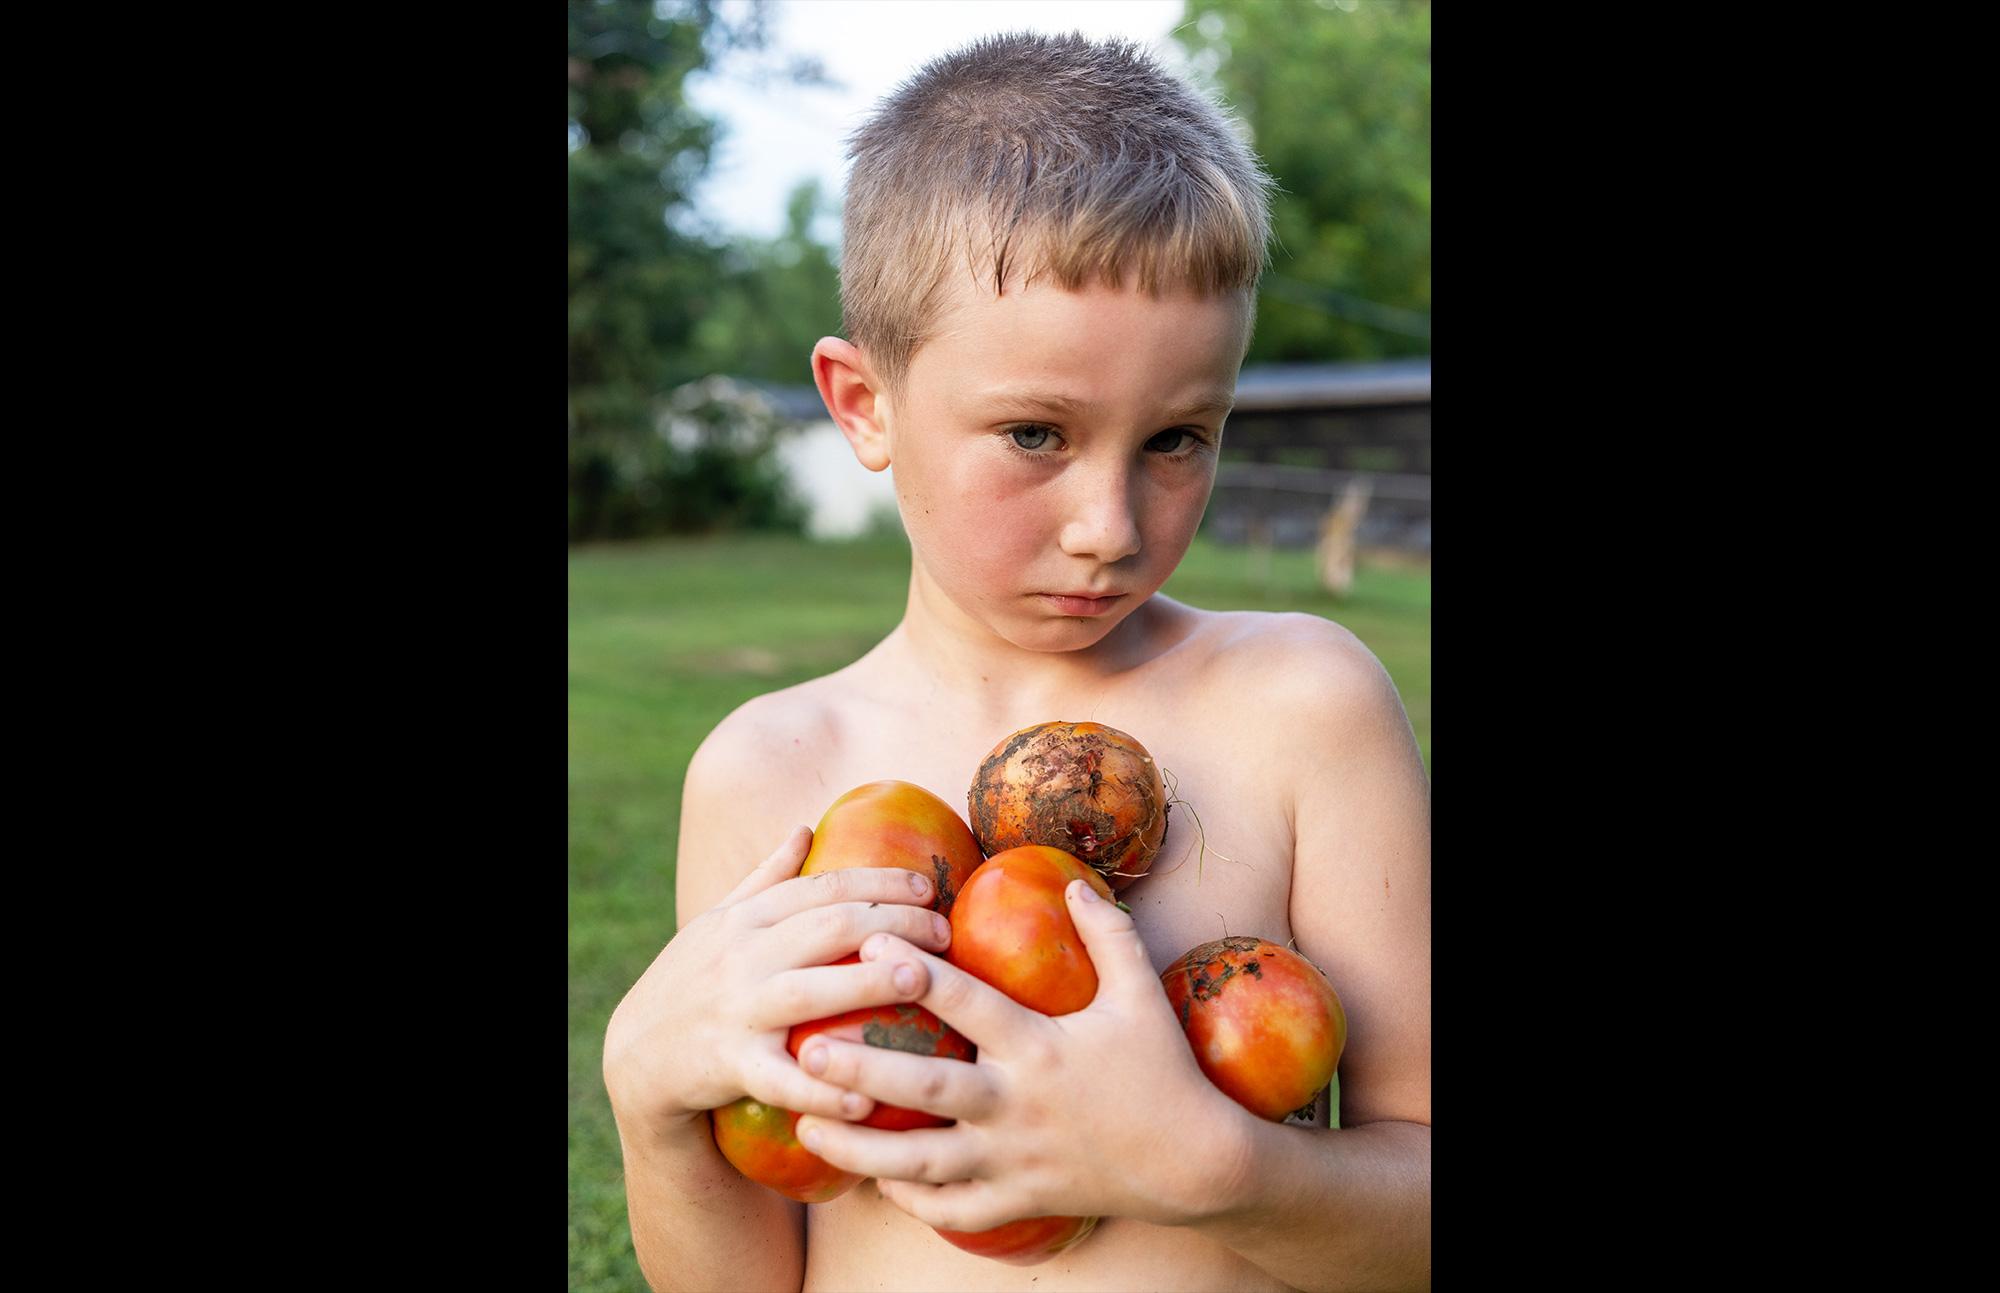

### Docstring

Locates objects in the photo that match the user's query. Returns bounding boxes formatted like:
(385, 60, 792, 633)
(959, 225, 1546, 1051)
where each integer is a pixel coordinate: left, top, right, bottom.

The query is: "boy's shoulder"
(687, 671, 847, 793)
(1176, 603, 1400, 724)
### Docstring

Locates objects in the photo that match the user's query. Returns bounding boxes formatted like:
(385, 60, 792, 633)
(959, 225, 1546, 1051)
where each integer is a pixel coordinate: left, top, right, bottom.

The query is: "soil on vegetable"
(861, 1005, 948, 1056)
(970, 725, 1166, 884)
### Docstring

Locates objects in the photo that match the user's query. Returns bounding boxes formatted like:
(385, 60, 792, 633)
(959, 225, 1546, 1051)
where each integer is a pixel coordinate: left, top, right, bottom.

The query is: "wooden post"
(1315, 477, 1373, 598)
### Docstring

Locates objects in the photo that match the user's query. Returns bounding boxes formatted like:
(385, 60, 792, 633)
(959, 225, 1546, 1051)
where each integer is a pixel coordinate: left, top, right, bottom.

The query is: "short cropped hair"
(840, 32, 1274, 394)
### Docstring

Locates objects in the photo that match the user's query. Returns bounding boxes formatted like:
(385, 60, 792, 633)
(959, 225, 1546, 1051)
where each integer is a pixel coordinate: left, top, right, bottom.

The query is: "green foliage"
(1177, 0, 1431, 361)
(689, 179, 845, 385)
(568, 1, 823, 539)
(569, 377, 808, 539)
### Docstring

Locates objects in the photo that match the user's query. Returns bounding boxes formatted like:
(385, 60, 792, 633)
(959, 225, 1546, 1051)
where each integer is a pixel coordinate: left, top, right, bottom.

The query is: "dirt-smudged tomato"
(787, 955, 975, 1131)
(802, 780, 986, 916)
(710, 1098, 862, 1204)
(946, 845, 1115, 1017)
(1161, 936, 1347, 1123)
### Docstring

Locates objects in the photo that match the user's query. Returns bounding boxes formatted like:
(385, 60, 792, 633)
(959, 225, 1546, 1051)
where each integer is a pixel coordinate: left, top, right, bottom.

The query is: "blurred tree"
(1176, 0, 1430, 362)
(690, 178, 844, 385)
(568, 0, 819, 540)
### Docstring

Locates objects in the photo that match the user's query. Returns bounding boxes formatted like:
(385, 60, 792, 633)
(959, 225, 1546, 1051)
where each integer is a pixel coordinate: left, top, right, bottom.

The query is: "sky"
(684, 0, 1189, 243)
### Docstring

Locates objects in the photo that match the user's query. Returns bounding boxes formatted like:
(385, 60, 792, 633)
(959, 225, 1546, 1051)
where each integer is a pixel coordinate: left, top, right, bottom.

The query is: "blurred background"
(569, 3, 1428, 1288)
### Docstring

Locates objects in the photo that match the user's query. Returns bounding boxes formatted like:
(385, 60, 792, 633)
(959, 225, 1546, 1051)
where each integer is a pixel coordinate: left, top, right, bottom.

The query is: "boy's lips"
(1038, 592, 1127, 616)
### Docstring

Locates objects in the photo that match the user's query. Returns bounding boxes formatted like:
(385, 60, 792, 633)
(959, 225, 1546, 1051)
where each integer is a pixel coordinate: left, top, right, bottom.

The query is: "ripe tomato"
(710, 1097, 862, 1204)
(1161, 937, 1347, 1123)
(802, 781, 986, 916)
(787, 955, 976, 1131)
(935, 1213, 1100, 1266)
(968, 721, 1166, 892)
(945, 845, 1114, 1016)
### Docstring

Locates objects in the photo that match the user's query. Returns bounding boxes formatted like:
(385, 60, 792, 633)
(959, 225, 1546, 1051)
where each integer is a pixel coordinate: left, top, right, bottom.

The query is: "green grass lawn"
(567, 533, 1429, 1292)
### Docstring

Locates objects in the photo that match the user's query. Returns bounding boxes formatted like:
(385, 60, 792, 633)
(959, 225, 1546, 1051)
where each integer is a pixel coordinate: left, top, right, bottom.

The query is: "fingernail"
(861, 934, 883, 960)
(908, 871, 932, 897)
(932, 914, 952, 944)
(841, 1092, 868, 1118)
(1072, 880, 1100, 903)
(893, 964, 918, 995)
(800, 1122, 824, 1150)
(802, 1044, 828, 1075)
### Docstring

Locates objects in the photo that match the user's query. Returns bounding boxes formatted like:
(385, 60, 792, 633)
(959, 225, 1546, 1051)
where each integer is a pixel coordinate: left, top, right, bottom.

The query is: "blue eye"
(1010, 426, 1053, 451)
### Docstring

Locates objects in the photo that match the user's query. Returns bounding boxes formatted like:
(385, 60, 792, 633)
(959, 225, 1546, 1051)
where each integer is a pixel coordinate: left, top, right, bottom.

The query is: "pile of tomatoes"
(710, 722, 1346, 1266)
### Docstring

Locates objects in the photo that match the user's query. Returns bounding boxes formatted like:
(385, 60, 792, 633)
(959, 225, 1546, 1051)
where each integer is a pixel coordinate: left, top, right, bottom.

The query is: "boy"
(604, 32, 1430, 1293)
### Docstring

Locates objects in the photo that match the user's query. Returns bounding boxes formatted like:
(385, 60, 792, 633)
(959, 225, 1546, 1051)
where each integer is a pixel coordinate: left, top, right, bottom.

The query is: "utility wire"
(1258, 274, 1431, 340)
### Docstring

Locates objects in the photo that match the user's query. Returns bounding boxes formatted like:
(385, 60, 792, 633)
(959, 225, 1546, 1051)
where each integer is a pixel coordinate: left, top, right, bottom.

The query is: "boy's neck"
(884, 566, 1188, 724)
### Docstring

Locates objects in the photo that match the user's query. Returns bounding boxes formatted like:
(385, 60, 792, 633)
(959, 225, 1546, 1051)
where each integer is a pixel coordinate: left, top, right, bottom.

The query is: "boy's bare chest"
(768, 687, 1299, 976)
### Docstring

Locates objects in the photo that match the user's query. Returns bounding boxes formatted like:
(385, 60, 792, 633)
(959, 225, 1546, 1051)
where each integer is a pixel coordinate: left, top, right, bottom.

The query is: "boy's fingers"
(794, 1036, 995, 1122)
(740, 864, 938, 926)
(1064, 880, 1155, 1005)
(738, 1050, 877, 1123)
(768, 900, 952, 967)
(874, 1178, 1023, 1235)
(747, 957, 932, 1030)
(790, 1118, 981, 1185)
(861, 933, 1036, 1052)
(720, 826, 815, 906)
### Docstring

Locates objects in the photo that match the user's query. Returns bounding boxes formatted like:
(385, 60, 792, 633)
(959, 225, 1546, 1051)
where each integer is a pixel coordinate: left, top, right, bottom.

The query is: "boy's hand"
(603, 825, 955, 1139)
(791, 880, 1252, 1231)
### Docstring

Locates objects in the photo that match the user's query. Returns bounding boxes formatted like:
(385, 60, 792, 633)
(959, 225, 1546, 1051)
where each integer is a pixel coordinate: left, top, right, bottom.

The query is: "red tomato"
(801, 780, 987, 915)
(935, 1214, 1099, 1265)
(710, 1098, 861, 1204)
(935, 846, 1110, 1262)
(787, 956, 976, 1131)
(1161, 937, 1347, 1122)
(945, 845, 1114, 1016)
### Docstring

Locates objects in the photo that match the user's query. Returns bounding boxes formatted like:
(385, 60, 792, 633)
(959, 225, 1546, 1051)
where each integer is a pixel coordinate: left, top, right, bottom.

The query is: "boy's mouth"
(1038, 592, 1127, 616)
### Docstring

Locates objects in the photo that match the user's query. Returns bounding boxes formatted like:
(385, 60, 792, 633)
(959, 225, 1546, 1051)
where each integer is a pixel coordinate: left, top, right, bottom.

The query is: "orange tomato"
(935, 1214, 1099, 1265)
(802, 780, 986, 916)
(945, 845, 1114, 1017)
(710, 1098, 862, 1204)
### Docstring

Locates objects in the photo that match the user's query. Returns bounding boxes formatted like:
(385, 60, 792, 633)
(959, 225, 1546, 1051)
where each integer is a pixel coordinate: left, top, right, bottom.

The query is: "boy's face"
(884, 275, 1252, 654)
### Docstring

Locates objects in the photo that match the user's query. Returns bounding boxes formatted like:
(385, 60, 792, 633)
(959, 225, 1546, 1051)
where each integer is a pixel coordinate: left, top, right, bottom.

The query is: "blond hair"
(840, 32, 1273, 394)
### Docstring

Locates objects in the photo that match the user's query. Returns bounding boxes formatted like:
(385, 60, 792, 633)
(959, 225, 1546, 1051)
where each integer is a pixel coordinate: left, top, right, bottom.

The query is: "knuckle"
(1018, 1029, 1058, 1070)
(812, 905, 855, 944)
(919, 1069, 951, 1106)
(933, 970, 975, 1015)
(767, 977, 808, 1022)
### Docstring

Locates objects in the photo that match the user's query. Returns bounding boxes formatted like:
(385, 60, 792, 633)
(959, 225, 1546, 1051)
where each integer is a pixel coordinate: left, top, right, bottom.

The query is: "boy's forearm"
(615, 1107, 806, 1293)
(1177, 1115, 1431, 1293)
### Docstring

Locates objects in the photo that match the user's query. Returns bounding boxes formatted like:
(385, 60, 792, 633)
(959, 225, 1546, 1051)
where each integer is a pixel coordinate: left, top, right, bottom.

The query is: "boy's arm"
(613, 716, 806, 1293)
(1180, 618, 1431, 1291)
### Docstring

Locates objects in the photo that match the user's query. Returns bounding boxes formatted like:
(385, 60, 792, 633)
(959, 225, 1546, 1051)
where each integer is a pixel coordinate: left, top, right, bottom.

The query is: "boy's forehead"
(914, 274, 1252, 401)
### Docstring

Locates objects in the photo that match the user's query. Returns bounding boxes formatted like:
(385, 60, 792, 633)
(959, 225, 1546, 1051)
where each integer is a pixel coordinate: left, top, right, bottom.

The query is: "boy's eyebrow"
(980, 388, 1237, 423)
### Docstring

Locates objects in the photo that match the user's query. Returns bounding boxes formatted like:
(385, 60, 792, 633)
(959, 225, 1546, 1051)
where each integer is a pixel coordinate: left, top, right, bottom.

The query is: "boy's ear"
(811, 337, 892, 472)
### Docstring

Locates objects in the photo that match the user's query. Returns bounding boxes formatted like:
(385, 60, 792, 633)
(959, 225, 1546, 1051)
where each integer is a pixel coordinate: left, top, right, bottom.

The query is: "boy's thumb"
(1067, 879, 1152, 1000)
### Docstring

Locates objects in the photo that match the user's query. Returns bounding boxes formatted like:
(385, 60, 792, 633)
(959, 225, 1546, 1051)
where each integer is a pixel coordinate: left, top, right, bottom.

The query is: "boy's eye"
(1146, 428, 1201, 454)
(1010, 426, 1054, 451)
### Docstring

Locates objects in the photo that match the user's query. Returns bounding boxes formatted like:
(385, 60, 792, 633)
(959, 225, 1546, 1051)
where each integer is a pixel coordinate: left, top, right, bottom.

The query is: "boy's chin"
(993, 606, 1134, 654)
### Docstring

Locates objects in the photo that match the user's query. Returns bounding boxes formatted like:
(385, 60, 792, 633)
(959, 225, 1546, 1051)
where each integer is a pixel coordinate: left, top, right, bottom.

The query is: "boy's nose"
(1057, 470, 1143, 564)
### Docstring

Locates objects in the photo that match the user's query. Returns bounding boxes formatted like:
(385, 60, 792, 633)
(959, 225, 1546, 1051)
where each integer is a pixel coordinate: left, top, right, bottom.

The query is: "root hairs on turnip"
(1142, 766, 1241, 886)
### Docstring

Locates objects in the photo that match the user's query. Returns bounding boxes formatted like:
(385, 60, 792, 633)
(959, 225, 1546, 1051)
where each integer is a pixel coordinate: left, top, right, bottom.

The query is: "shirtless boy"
(604, 32, 1431, 1292)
